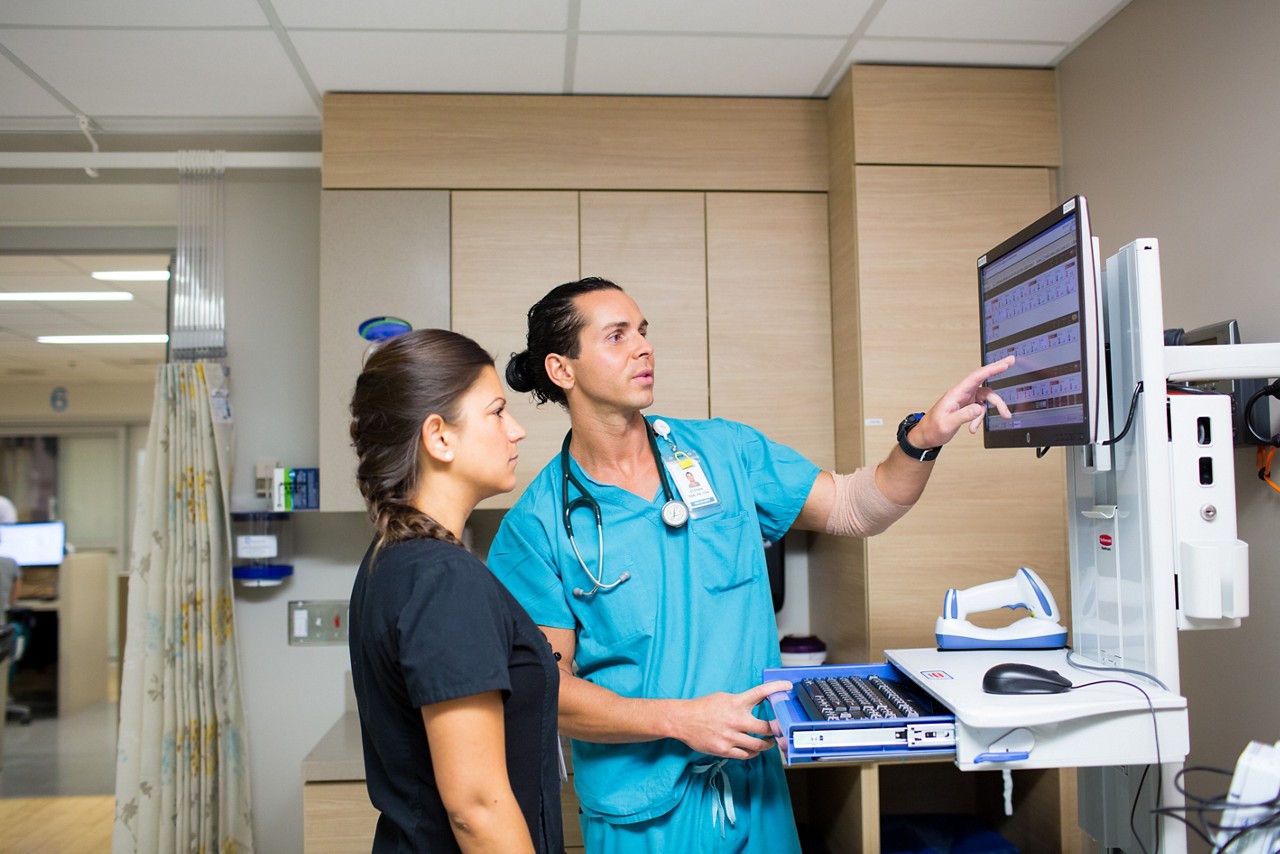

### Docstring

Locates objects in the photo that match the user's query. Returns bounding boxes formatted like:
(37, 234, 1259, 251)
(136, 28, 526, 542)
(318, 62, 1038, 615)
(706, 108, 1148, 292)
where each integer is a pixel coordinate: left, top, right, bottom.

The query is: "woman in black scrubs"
(348, 328, 563, 854)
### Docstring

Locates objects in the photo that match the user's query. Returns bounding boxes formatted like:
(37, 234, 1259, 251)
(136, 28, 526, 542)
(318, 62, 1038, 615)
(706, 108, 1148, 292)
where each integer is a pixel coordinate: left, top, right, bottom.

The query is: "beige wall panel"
(851, 66, 1060, 167)
(451, 191, 580, 509)
(854, 165, 1065, 654)
(323, 94, 828, 192)
(579, 192, 709, 421)
(807, 534, 870, 664)
(825, 70, 865, 473)
(318, 190, 452, 512)
(302, 781, 378, 854)
(706, 192, 834, 468)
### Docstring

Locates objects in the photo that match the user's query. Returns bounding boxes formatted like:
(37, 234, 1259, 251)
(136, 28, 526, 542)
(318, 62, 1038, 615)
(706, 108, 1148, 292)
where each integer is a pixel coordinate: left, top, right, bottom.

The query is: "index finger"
(970, 355, 1015, 386)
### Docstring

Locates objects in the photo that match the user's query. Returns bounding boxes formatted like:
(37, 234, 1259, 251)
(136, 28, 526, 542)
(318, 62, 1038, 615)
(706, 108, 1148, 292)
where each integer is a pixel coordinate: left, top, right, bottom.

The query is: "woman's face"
(445, 365, 527, 498)
(563, 288, 655, 414)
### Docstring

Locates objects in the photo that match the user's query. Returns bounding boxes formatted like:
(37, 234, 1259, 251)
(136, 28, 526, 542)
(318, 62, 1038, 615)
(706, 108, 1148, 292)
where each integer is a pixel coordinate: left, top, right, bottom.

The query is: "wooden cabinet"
(707, 192, 834, 470)
(302, 781, 378, 854)
(450, 191, 580, 509)
(318, 190, 451, 512)
(579, 191, 709, 422)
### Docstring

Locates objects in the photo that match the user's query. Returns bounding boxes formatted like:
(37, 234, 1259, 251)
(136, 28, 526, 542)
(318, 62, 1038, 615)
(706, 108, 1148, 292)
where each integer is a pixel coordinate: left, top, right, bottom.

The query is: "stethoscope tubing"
(561, 419, 685, 597)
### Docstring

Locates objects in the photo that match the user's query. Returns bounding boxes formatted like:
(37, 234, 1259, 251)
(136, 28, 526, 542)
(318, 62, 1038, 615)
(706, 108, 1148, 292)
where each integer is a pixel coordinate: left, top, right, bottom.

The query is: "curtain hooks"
(76, 114, 99, 178)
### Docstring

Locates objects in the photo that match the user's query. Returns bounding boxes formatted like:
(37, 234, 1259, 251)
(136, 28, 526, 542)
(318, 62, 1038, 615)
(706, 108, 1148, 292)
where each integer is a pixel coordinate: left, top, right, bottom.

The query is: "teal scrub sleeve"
(724, 420, 822, 541)
(488, 506, 577, 632)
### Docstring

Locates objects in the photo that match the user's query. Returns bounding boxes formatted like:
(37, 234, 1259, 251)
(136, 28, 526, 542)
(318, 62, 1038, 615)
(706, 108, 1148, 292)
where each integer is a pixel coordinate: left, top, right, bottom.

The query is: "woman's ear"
(420, 413, 454, 462)
(545, 353, 574, 392)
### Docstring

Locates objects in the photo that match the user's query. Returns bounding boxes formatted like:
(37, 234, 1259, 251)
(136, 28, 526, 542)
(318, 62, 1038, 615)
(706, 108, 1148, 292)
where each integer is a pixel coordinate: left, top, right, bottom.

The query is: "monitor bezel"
(978, 195, 1102, 450)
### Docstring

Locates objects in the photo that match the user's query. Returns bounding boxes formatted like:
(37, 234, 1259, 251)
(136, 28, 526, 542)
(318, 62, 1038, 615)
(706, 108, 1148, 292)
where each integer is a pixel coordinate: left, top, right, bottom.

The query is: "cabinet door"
(580, 192, 709, 420)
(318, 190, 451, 512)
(707, 192, 834, 468)
(854, 165, 1064, 653)
(451, 191, 580, 509)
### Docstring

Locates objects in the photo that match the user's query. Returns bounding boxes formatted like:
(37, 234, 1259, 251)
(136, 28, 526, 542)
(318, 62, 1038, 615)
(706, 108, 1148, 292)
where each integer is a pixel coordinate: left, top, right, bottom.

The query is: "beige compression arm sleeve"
(823, 465, 912, 538)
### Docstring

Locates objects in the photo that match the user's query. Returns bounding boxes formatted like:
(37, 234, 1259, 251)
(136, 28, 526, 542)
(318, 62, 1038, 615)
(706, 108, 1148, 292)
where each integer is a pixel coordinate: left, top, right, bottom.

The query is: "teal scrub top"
(488, 416, 820, 823)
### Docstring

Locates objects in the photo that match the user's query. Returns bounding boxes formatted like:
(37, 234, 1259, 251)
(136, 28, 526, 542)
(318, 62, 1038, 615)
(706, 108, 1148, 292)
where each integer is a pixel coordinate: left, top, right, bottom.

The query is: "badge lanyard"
(651, 419, 721, 519)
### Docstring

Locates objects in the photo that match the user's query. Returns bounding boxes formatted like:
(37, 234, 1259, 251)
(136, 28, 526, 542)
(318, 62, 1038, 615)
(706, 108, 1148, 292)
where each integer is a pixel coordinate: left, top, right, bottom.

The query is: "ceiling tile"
(866, 0, 1128, 44)
(0, 55, 72, 116)
(849, 38, 1064, 70)
(578, 0, 877, 36)
(292, 31, 566, 93)
(575, 34, 846, 96)
(1, 29, 318, 117)
(0, 0, 268, 27)
(272, 0, 570, 31)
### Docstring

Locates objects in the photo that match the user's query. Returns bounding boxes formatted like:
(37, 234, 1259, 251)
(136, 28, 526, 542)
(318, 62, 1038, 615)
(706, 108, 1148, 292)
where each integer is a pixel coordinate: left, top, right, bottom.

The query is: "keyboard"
(796, 674, 930, 721)
(764, 662, 957, 766)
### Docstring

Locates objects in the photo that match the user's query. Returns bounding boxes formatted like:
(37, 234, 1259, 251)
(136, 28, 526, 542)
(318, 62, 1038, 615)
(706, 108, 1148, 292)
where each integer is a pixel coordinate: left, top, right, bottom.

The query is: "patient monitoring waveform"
(978, 196, 1099, 449)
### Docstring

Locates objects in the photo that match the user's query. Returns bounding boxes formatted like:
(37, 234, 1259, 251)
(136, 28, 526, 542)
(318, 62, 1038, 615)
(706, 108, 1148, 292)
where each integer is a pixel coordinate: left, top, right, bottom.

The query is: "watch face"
(661, 500, 689, 528)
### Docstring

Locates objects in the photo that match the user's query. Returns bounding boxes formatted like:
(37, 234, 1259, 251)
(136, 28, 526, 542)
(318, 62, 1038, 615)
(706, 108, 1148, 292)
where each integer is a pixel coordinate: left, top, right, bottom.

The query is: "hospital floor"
(0, 701, 117, 852)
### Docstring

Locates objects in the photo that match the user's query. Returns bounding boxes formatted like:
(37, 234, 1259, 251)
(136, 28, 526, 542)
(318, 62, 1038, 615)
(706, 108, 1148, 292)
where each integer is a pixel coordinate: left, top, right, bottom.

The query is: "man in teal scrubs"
(489, 278, 1013, 852)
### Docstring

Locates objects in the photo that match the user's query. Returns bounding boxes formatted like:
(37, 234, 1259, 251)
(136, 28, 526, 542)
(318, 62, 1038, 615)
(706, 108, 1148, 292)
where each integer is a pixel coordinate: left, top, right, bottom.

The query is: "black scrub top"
(349, 536, 564, 854)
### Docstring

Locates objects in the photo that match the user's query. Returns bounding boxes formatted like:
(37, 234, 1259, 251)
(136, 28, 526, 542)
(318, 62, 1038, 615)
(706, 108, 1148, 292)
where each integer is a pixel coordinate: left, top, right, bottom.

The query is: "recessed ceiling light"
(91, 271, 170, 282)
(0, 291, 134, 301)
(38, 334, 168, 344)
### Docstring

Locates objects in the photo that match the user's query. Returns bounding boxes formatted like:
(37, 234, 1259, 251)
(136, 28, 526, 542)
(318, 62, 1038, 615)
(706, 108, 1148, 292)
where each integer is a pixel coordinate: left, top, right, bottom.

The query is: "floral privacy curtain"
(114, 361, 253, 853)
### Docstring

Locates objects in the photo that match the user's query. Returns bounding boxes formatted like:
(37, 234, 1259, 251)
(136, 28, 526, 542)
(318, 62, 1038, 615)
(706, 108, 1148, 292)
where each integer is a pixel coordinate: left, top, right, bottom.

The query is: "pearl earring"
(443, 451, 454, 461)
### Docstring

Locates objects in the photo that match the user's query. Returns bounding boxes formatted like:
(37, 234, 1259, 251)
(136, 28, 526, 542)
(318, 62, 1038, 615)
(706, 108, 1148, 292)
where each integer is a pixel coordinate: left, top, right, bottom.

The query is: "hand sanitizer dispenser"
(231, 512, 293, 586)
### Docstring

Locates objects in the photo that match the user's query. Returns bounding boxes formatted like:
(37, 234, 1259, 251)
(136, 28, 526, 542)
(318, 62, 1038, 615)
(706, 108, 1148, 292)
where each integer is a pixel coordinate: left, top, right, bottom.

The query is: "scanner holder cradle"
(935, 567, 1068, 650)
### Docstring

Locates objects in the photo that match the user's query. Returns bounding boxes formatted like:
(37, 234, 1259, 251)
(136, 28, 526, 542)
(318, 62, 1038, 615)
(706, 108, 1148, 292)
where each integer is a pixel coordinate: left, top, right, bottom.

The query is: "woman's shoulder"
(370, 538, 491, 591)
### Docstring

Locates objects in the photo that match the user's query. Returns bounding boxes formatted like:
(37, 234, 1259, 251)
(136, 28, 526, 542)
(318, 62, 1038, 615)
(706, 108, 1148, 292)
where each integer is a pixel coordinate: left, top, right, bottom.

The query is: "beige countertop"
(302, 711, 366, 783)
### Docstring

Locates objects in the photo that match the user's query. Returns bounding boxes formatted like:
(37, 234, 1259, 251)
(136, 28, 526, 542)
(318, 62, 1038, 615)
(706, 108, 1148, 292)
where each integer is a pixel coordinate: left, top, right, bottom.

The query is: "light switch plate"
(288, 599, 349, 645)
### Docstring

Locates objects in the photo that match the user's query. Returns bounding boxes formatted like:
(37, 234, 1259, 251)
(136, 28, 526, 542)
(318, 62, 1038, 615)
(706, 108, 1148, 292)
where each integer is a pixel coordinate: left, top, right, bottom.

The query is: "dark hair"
(505, 276, 623, 408)
(349, 329, 492, 561)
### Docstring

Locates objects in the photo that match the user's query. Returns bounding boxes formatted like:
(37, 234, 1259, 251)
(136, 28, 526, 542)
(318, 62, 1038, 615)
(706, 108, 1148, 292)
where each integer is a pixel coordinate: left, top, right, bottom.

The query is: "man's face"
(563, 288, 655, 414)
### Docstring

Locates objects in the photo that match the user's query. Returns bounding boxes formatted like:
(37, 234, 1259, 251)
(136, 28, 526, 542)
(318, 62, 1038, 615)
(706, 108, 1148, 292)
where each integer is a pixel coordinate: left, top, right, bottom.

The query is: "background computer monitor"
(1177, 319, 1272, 445)
(0, 520, 67, 567)
(978, 196, 1103, 449)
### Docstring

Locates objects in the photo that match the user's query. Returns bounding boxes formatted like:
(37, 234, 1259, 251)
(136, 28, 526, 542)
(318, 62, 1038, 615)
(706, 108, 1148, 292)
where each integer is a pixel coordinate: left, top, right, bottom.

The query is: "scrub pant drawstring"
(691, 758, 736, 837)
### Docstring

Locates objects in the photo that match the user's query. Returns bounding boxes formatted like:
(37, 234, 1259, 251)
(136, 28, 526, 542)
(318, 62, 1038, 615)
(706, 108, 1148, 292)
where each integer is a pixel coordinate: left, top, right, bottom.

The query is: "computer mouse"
(982, 662, 1073, 695)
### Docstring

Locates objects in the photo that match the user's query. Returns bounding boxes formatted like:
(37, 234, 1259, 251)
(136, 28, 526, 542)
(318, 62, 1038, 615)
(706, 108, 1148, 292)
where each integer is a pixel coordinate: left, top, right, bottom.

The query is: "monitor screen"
(0, 521, 67, 567)
(978, 196, 1102, 449)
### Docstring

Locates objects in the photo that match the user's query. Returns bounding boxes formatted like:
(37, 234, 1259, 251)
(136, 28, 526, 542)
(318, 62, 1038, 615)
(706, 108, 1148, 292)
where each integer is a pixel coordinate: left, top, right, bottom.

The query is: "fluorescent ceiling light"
(0, 291, 134, 301)
(91, 270, 170, 282)
(38, 334, 168, 344)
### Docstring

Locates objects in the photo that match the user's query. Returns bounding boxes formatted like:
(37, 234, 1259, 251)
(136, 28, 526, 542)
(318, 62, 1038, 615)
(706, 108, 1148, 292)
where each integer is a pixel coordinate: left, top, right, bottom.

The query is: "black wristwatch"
(897, 412, 942, 462)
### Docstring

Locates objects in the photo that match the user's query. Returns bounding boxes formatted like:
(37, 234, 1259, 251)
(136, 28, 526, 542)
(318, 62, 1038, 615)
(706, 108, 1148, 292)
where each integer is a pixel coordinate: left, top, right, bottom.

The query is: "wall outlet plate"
(288, 599, 349, 645)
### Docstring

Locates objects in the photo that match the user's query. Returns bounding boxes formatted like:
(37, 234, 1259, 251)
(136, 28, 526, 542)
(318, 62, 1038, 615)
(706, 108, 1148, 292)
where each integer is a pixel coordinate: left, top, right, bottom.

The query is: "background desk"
(13, 551, 110, 717)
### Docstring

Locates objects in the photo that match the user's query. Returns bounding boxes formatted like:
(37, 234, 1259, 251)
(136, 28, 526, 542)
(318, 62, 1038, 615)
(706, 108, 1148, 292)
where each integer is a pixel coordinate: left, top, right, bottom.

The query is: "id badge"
(664, 451, 721, 518)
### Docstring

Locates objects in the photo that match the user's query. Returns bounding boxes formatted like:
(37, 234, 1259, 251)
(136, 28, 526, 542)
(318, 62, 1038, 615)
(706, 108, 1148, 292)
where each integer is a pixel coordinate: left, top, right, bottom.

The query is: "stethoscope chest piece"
(661, 499, 689, 528)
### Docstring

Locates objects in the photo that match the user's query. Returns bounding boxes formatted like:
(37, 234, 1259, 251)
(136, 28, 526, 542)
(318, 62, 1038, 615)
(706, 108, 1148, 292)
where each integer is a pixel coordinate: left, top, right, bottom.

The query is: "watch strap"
(898, 412, 941, 462)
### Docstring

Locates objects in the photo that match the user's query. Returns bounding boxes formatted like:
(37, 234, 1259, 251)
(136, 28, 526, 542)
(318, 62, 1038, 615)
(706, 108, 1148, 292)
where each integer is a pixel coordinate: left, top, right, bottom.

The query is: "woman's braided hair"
(349, 328, 492, 565)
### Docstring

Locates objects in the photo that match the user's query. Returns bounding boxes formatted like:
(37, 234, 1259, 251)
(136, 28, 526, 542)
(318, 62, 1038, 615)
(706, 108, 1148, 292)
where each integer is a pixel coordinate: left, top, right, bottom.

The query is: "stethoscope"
(562, 419, 689, 597)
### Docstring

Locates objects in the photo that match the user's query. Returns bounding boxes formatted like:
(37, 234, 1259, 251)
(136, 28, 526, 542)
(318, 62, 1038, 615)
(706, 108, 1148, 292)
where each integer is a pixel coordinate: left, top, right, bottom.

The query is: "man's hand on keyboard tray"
(668, 680, 792, 759)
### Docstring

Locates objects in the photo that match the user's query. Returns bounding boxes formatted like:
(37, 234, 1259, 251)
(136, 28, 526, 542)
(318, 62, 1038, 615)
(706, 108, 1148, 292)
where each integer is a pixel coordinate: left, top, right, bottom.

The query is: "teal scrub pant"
(579, 752, 802, 854)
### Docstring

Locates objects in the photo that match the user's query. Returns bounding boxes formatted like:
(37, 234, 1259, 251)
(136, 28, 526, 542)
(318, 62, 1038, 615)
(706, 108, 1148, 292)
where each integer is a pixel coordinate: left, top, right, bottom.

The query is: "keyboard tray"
(764, 662, 957, 766)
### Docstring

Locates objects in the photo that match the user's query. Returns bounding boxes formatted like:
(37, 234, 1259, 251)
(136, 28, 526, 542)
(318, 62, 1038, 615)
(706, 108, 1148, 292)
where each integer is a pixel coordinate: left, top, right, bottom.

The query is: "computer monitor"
(978, 196, 1104, 449)
(0, 521, 67, 567)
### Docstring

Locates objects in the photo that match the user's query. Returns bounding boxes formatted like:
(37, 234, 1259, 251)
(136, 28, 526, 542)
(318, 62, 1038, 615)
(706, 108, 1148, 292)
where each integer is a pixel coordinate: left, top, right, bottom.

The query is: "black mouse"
(982, 663, 1073, 694)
